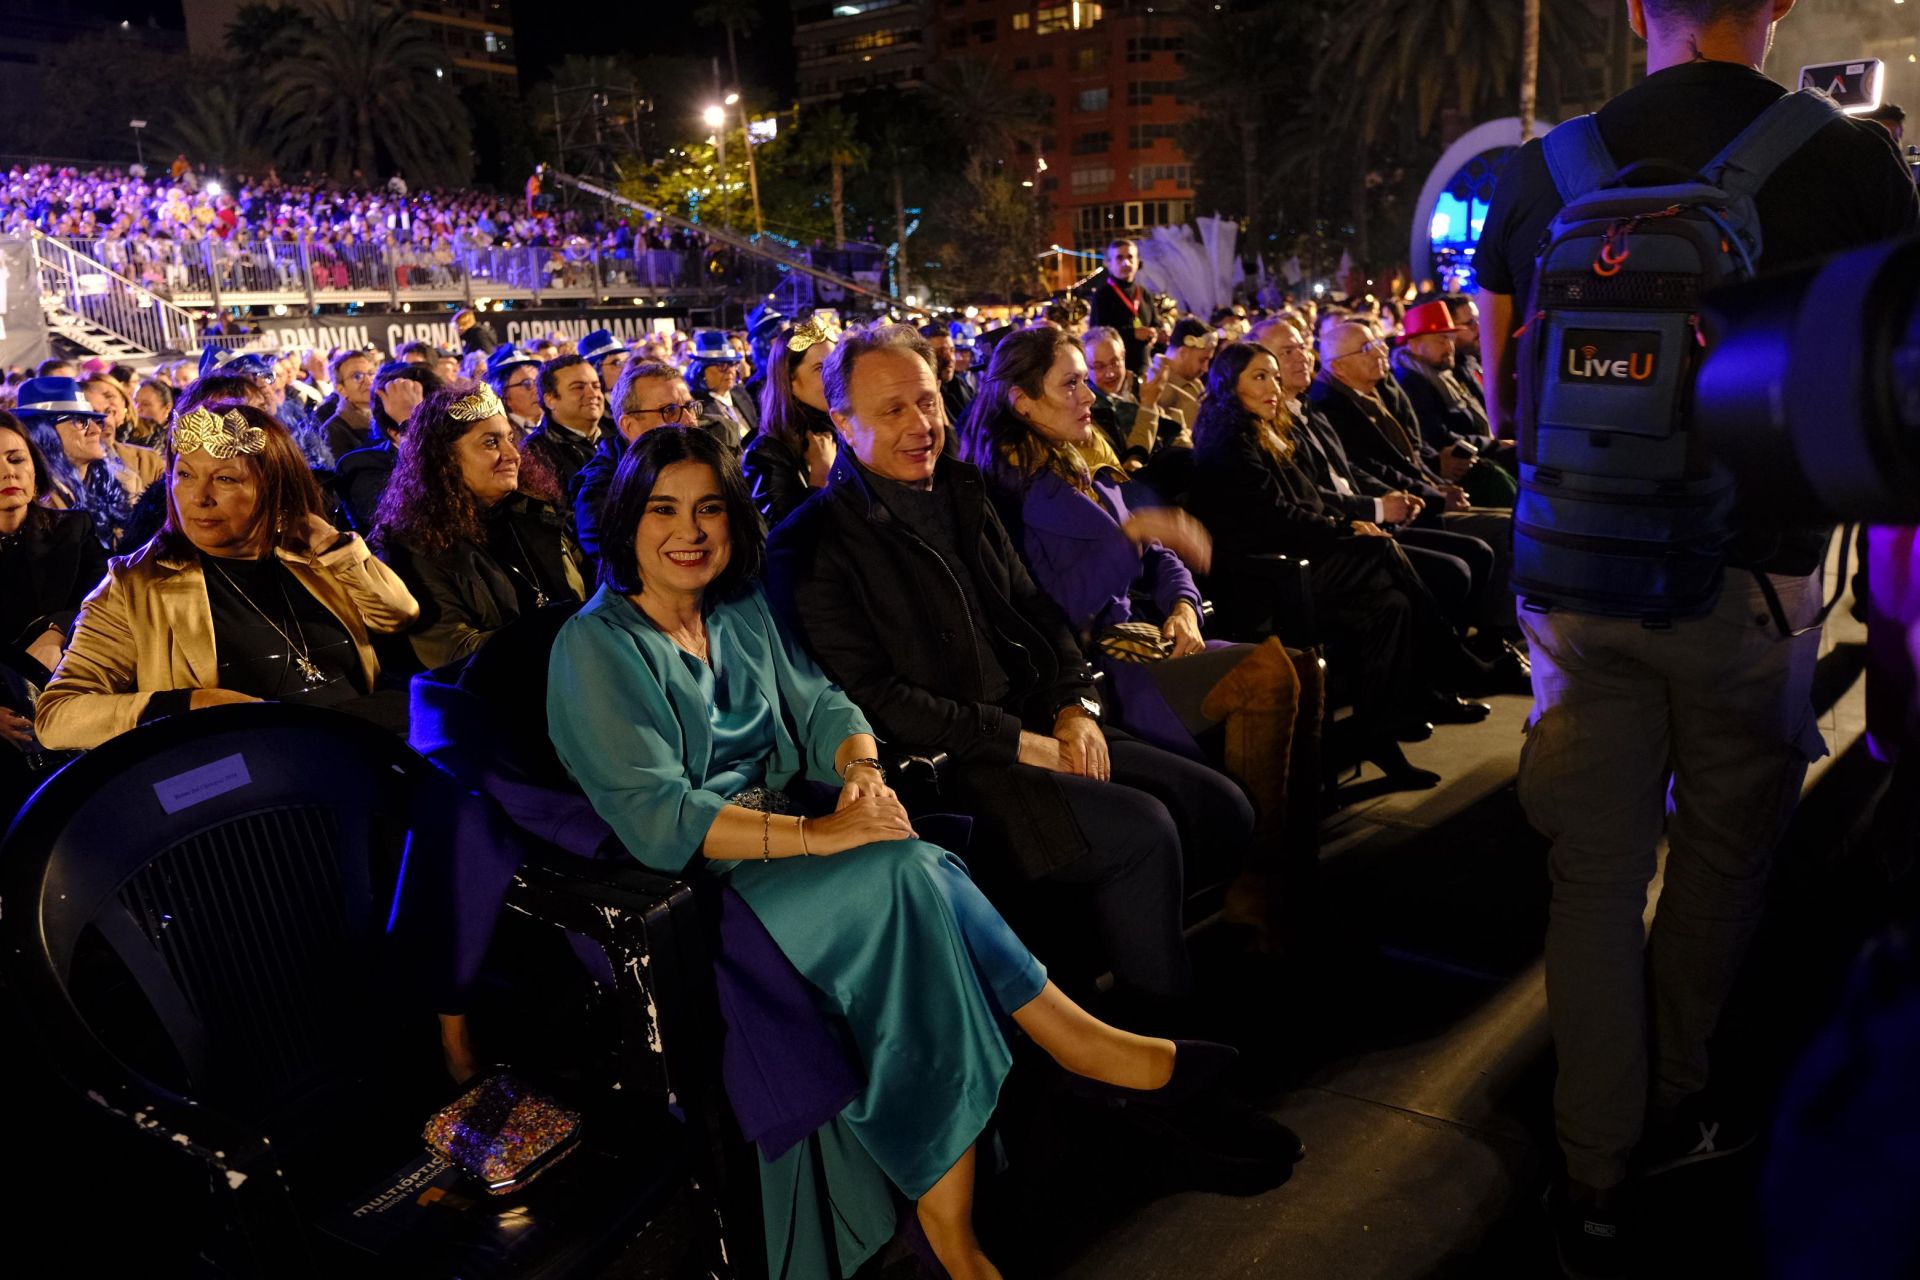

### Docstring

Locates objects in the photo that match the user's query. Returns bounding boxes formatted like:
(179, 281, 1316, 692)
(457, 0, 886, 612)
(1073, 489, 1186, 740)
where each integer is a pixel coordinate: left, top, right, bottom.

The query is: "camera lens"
(1697, 233, 1920, 525)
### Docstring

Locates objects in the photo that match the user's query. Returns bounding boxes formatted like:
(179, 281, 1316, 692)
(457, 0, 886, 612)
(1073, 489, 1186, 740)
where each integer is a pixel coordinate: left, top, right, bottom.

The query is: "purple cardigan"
(1011, 469, 1213, 759)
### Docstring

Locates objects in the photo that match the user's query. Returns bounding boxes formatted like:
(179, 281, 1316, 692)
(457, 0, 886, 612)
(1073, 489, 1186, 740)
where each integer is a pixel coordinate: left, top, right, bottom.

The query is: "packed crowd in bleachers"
(6, 161, 705, 265)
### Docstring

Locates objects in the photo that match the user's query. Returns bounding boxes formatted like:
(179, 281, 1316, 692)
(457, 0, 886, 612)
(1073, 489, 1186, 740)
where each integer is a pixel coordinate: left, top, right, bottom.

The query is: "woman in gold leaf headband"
(742, 315, 841, 528)
(35, 404, 421, 750)
(374, 381, 587, 670)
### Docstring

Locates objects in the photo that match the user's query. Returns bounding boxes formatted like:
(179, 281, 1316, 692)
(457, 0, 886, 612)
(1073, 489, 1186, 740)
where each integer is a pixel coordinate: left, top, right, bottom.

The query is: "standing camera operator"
(1475, 0, 1919, 1274)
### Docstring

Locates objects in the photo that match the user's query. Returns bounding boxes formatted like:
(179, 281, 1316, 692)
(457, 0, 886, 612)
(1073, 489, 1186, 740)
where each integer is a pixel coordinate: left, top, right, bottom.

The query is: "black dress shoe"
(1362, 741, 1442, 790)
(1423, 694, 1493, 725)
(1070, 1039, 1239, 1109)
(1394, 718, 1435, 743)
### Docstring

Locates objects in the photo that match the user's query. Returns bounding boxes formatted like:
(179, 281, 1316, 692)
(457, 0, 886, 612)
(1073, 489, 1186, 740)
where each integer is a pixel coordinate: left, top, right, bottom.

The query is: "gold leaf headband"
(787, 312, 842, 356)
(447, 386, 506, 423)
(1179, 331, 1219, 351)
(171, 407, 266, 459)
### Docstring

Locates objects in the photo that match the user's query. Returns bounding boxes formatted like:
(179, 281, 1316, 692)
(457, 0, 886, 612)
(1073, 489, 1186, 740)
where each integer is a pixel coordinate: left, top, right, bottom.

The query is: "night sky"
(67, 0, 799, 96)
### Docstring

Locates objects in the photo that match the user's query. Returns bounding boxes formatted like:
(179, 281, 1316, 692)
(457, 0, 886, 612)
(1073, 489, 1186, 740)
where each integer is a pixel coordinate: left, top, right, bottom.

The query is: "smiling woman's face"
(633, 459, 732, 597)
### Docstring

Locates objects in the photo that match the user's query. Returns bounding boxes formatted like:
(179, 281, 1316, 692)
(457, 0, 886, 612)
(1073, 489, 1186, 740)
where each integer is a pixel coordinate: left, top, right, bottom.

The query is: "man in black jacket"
(767, 323, 1253, 1006)
(1083, 239, 1161, 377)
(1311, 321, 1518, 634)
(521, 354, 605, 501)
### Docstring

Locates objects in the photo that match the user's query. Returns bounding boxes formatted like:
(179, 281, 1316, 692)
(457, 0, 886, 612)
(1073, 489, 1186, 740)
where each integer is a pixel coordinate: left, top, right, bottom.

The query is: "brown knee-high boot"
(1202, 639, 1323, 948)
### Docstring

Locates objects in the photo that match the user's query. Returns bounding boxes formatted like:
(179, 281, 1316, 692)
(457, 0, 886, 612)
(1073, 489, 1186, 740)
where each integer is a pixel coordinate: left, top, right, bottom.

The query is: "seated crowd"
(1, 243, 1531, 1279)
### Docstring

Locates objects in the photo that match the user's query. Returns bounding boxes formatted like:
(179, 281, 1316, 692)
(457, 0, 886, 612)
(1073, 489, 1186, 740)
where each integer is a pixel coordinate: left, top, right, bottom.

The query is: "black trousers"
(958, 737, 1252, 1001)
(1397, 525, 1495, 630)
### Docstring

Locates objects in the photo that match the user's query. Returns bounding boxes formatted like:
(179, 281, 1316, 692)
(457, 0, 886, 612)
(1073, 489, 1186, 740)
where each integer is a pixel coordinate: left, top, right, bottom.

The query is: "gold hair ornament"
(786, 312, 842, 356)
(1179, 331, 1219, 351)
(171, 407, 266, 459)
(447, 386, 507, 423)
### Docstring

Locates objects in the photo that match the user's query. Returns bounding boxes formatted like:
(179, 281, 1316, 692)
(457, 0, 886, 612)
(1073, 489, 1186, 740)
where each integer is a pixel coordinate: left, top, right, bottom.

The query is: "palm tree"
(262, 0, 473, 185)
(923, 58, 1047, 164)
(1319, 0, 1599, 149)
(222, 1, 311, 58)
(159, 83, 284, 174)
(1181, 3, 1300, 258)
(1521, 0, 1542, 139)
(798, 107, 869, 249)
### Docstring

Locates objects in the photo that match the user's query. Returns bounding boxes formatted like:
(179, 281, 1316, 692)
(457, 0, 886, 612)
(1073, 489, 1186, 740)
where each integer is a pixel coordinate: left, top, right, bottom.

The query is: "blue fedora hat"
(577, 329, 625, 364)
(688, 329, 743, 363)
(198, 346, 278, 381)
(485, 343, 541, 378)
(13, 376, 103, 419)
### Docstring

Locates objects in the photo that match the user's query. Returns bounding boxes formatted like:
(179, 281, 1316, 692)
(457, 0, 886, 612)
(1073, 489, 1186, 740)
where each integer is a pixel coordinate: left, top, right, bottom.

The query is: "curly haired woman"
(373, 381, 587, 670)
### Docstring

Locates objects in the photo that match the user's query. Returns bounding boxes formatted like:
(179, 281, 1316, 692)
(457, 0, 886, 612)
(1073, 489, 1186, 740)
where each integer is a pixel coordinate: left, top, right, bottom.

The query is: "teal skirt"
(719, 839, 1048, 1279)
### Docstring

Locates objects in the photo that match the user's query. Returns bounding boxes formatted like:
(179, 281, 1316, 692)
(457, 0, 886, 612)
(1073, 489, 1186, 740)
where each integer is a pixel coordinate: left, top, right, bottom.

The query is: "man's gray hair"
(822, 322, 934, 417)
(1082, 325, 1123, 351)
(610, 358, 685, 421)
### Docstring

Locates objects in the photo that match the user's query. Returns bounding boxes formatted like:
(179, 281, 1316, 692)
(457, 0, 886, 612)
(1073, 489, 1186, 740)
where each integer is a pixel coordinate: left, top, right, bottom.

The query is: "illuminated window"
(1075, 86, 1108, 112)
(1071, 165, 1113, 193)
(1012, 12, 1030, 29)
(1037, 2, 1101, 35)
(1075, 46, 1106, 72)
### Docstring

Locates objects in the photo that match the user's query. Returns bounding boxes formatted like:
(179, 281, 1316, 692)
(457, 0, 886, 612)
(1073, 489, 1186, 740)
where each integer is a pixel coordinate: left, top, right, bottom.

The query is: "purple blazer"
(1011, 469, 1215, 759)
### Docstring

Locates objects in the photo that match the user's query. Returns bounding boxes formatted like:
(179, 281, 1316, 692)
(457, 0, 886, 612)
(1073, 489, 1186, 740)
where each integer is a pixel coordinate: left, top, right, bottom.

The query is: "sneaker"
(1639, 1103, 1758, 1176)
(1545, 1181, 1628, 1280)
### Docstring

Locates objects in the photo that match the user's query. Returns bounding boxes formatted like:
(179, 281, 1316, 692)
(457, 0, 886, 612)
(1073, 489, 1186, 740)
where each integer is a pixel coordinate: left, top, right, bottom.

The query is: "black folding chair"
(0, 703, 687, 1279)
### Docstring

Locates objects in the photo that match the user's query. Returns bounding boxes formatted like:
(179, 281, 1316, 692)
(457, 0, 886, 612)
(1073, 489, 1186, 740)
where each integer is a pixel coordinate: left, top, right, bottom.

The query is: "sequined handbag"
(422, 1073, 582, 1196)
(1094, 620, 1173, 665)
(729, 786, 793, 814)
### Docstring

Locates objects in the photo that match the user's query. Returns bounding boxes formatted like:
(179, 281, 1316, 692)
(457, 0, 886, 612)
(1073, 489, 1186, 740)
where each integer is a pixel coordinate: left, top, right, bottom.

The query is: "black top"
(1476, 61, 1920, 306)
(483, 498, 574, 614)
(0, 507, 108, 660)
(1086, 274, 1161, 375)
(197, 552, 360, 704)
(864, 466, 1013, 704)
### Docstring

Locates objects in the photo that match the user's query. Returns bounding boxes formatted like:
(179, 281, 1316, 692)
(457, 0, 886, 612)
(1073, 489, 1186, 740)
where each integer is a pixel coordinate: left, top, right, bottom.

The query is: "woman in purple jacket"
(960, 325, 1321, 944)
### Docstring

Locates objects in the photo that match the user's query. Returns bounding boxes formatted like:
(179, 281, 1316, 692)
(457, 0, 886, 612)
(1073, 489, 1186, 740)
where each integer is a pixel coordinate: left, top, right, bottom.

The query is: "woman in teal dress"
(548, 427, 1231, 1280)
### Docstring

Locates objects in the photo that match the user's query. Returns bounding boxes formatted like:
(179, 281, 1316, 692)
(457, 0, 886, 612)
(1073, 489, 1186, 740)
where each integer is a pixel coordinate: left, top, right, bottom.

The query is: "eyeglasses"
(1334, 337, 1390, 360)
(58, 418, 109, 435)
(503, 375, 537, 392)
(627, 402, 694, 423)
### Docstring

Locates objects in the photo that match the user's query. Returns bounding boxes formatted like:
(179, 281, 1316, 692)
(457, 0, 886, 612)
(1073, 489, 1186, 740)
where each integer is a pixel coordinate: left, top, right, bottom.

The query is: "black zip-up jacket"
(767, 451, 1096, 768)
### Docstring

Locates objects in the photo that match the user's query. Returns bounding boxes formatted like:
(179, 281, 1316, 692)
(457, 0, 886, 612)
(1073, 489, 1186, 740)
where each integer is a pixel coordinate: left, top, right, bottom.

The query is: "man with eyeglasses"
(1082, 325, 1185, 479)
(571, 359, 698, 567)
(320, 348, 377, 460)
(1310, 320, 1524, 669)
(484, 344, 544, 437)
(1442, 294, 1484, 406)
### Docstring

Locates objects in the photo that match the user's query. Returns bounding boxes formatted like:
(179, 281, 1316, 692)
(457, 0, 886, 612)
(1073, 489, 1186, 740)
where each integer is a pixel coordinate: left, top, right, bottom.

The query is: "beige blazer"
(35, 532, 420, 750)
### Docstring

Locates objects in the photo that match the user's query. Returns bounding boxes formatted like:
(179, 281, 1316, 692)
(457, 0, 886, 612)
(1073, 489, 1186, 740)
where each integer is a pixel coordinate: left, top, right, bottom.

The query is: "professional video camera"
(1695, 231, 1920, 525)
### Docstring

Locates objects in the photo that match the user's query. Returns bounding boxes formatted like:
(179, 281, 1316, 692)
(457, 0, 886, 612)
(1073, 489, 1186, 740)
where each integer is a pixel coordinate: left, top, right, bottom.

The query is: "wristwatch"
(1056, 696, 1102, 723)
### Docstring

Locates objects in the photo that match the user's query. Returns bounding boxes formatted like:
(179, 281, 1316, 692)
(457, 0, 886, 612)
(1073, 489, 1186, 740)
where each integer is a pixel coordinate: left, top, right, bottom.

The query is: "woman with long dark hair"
(374, 381, 586, 669)
(35, 404, 418, 749)
(1189, 341, 1494, 787)
(550, 425, 1236, 1280)
(741, 314, 840, 528)
(960, 325, 1318, 939)
(16, 376, 160, 550)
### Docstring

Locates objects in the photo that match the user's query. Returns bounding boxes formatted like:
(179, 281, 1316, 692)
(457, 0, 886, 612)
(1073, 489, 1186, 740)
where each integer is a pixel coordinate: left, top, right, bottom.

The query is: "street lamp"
(727, 92, 765, 236)
(703, 105, 730, 229)
(129, 119, 146, 169)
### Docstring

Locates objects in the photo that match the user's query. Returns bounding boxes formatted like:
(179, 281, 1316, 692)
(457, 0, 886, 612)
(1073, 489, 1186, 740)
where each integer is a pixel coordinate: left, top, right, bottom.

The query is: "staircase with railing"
(33, 231, 200, 362)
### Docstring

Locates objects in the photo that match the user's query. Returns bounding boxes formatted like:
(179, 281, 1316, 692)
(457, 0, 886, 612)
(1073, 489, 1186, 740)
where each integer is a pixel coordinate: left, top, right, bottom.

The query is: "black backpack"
(1512, 89, 1841, 624)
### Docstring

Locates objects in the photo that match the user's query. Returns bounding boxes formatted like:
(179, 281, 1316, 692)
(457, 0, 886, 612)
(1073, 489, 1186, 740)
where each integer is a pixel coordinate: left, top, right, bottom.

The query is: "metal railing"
(44, 234, 893, 314)
(33, 231, 203, 355)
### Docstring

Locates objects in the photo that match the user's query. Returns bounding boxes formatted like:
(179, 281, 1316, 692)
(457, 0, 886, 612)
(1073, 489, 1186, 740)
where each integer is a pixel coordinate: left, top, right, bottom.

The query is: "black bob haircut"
(597, 426, 764, 600)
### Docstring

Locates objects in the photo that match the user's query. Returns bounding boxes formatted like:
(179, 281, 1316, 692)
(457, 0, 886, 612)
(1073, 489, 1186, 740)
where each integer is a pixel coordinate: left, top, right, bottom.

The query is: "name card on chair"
(153, 753, 253, 814)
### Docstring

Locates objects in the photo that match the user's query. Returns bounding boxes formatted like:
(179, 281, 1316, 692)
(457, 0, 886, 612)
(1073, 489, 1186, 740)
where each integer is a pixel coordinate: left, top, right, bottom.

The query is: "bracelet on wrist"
(839, 755, 884, 781)
(798, 816, 812, 857)
(761, 809, 772, 862)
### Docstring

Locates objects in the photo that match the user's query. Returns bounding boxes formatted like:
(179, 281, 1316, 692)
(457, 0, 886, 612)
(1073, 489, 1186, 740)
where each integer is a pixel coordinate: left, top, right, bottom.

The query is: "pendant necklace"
(204, 556, 328, 687)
